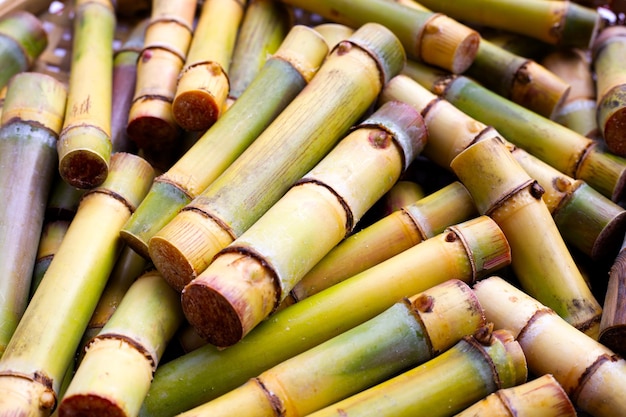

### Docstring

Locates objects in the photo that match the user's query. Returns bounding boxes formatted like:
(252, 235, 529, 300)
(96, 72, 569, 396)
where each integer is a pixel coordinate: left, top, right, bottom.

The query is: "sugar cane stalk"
(126, 0, 197, 150)
(307, 328, 526, 417)
(139, 215, 510, 417)
(226, 0, 291, 106)
(56, 0, 116, 189)
(120, 24, 329, 258)
(0, 72, 66, 358)
(0, 11, 47, 89)
(58, 269, 184, 417)
(454, 373, 576, 417)
(592, 25, 626, 156)
(181, 101, 427, 346)
(148, 23, 406, 291)
(417, 0, 604, 49)
(175, 279, 487, 417)
(172, 0, 246, 132)
(282, 181, 477, 308)
(277, 0, 480, 74)
(381, 74, 626, 262)
(599, 235, 626, 357)
(380, 180, 424, 216)
(0, 152, 154, 416)
(403, 61, 626, 202)
(450, 137, 602, 337)
(474, 276, 626, 417)
(313, 23, 354, 50)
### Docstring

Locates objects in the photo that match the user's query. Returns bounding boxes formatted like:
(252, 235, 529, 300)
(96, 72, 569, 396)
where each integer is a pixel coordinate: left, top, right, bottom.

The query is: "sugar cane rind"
(382, 73, 626, 263)
(282, 181, 477, 308)
(599, 236, 626, 357)
(121, 25, 329, 259)
(172, 0, 245, 132)
(277, 0, 480, 73)
(174, 279, 487, 417)
(0, 11, 47, 89)
(126, 0, 197, 149)
(451, 137, 602, 338)
(417, 0, 603, 49)
(181, 101, 427, 347)
(110, 18, 149, 154)
(0, 152, 154, 415)
(0, 72, 66, 359)
(474, 276, 626, 417)
(307, 328, 526, 417)
(455, 373, 576, 417)
(139, 215, 511, 417)
(56, 0, 116, 190)
(411, 65, 626, 202)
(59, 269, 184, 417)
(593, 26, 626, 156)
(227, 0, 290, 105)
(149, 23, 406, 291)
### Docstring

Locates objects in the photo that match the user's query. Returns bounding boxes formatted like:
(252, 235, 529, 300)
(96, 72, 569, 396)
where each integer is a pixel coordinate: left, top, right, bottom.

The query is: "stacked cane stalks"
(2, 1, 626, 417)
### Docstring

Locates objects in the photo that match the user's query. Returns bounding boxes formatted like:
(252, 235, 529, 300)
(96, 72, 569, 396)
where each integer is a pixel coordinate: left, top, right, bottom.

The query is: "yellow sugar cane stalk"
(418, 0, 605, 49)
(308, 328, 527, 417)
(110, 18, 148, 154)
(148, 23, 406, 291)
(121, 25, 329, 258)
(403, 60, 626, 202)
(0, 72, 66, 358)
(173, 0, 246, 132)
(281, 181, 477, 309)
(599, 234, 626, 357)
(474, 276, 626, 417)
(277, 0, 480, 74)
(313, 23, 355, 50)
(380, 180, 424, 216)
(58, 270, 184, 417)
(181, 101, 428, 347)
(56, 0, 115, 189)
(126, 0, 197, 150)
(227, 0, 290, 106)
(542, 48, 599, 138)
(454, 373, 576, 417)
(139, 215, 511, 417)
(175, 279, 487, 417)
(450, 137, 602, 338)
(381, 74, 626, 262)
(592, 25, 626, 156)
(0, 11, 47, 89)
(0, 152, 154, 416)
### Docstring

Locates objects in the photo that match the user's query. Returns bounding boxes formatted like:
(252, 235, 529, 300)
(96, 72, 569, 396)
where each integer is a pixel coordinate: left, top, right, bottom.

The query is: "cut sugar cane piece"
(226, 0, 290, 105)
(181, 101, 427, 346)
(473, 276, 626, 417)
(126, 0, 197, 149)
(149, 23, 406, 291)
(277, 0, 480, 73)
(418, 0, 604, 49)
(121, 24, 329, 258)
(308, 328, 526, 417)
(175, 279, 487, 417)
(380, 180, 425, 216)
(599, 235, 626, 357)
(313, 23, 354, 50)
(450, 137, 602, 338)
(592, 26, 626, 156)
(59, 270, 184, 417)
(454, 373, 576, 417)
(0, 152, 154, 416)
(173, 0, 246, 132)
(0, 11, 47, 89)
(139, 215, 511, 417)
(281, 181, 477, 308)
(0, 72, 66, 358)
(57, 0, 115, 189)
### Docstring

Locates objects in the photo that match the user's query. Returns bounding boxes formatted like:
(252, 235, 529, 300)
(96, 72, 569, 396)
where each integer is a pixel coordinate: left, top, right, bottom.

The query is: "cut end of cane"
(58, 148, 110, 189)
(127, 100, 181, 150)
(181, 251, 279, 347)
(59, 394, 125, 417)
(149, 233, 201, 293)
(600, 98, 626, 157)
(419, 14, 480, 74)
(172, 89, 221, 132)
